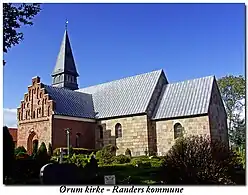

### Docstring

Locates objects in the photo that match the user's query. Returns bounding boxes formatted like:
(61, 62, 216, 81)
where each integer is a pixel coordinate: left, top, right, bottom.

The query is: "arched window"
(174, 123, 183, 139)
(99, 125, 103, 139)
(76, 133, 81, 148)
(115, 123, 122, 138)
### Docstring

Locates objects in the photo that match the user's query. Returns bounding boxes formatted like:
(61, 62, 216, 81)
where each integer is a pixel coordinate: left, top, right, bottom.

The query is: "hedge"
(53, 147, 97, 156)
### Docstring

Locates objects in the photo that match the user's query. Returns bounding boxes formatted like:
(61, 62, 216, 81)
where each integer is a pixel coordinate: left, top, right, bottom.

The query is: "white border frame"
(1, 1, 247, 195)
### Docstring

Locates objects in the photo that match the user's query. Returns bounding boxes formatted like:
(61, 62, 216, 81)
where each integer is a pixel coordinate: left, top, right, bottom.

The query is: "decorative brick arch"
(27, 130, 38, 155)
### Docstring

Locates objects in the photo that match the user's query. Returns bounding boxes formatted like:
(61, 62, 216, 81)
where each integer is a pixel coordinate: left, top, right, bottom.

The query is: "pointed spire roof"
(52, 29, 79, 77)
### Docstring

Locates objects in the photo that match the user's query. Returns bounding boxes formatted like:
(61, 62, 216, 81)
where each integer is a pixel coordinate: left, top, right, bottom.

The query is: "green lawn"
(98, 164, 163, 184)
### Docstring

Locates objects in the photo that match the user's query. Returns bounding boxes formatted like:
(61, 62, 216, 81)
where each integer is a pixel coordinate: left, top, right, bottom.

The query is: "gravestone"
(40, 163, 83, 185)
(104, 175, 116, 185)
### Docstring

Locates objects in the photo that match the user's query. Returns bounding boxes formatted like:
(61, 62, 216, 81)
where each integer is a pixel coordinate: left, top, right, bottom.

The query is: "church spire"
(51, 21, 79, 90)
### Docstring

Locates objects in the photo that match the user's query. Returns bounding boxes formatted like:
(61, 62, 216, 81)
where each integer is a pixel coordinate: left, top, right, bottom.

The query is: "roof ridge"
(169, 75, 215, 85)
(79, 69, 163, 91)
(44, 84, 91, 96)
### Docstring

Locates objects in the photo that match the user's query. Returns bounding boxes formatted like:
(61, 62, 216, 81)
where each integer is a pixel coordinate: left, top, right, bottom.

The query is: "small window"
(115, 123, 122, 138)
(99, 125, 103, 139)
(32, 111, 35, 118)
(76, 133, 81, 148)
(174, 123, 183, 139)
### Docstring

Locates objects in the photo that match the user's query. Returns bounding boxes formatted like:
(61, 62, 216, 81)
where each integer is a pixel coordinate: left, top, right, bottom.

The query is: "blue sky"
(3, 3, 245, 127)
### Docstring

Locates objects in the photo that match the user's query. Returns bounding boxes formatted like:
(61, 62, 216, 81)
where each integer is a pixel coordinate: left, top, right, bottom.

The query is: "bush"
(125, 148, 132, 157)
(234, 148, 245, 169)
(96, 145, 117, 165)
(113, 154, 131, 164)
(36, 142, 49, 165)
(130, 157, 151, 168)
(65, 154, 89, 168)
(16, 152, 30, 159)
(3, 126, 15, 182)
(161, 136, 241, 184)
(53, 147, 96, 156)
(47, 143, 53, 158)
(15, 146, 27, 156)
(13, 158, 41, 182)
(32, 141, 38, 158)
(149, 157, 164, 168)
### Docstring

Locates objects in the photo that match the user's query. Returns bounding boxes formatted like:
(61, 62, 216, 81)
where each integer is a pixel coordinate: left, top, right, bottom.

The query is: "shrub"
(113, 154, 131, 164)
(13, 158, 41, 181)
(130, 157, 151, 168)
(65, 154, 89, 168)
(47, 143, 53, 158)
(16, 152, 30, 159)
(161, 136, 241, 184)
(234, 148, 245, 169)
(53, 147, 96, 156)
(32, 141, 38, 158)
(125, 148, 132, 157)
(15, 146, 27, 156)
(96, 145, 117, 165)
(149, 157, 164, 168)
(3, 126, 15, 182)
(36, 142, 49, 165)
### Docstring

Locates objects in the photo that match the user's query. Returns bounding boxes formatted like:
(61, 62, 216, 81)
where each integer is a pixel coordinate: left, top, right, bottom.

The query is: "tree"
(47, 143, 53, 158)
(217, 75, 245, 146)
(3, 126, 15, 183)
(15, 146, 27, 155)
(230, 116, 245, 149)
(3, 3, 41, 64)
(37, 142, 49, 165)
(32, 140, 38, 159)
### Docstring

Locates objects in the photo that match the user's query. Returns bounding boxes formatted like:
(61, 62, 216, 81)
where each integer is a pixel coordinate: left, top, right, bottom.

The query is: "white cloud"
(3, 108, 17, 128)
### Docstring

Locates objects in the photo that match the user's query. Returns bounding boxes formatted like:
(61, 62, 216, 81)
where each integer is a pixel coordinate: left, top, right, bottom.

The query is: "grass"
(98, 163, 162, 184)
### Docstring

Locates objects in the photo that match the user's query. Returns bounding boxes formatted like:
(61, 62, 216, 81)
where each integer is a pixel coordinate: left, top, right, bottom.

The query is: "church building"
(17, 28, 228, 156)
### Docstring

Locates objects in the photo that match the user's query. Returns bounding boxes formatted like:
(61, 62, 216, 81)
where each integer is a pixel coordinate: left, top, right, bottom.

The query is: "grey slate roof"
(52, 30, 79, 77)
(78, 70, 163, 119)
(44, 69, 215, 120)
(152, 76, 215, 120)
(44, 85, 95, 119)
